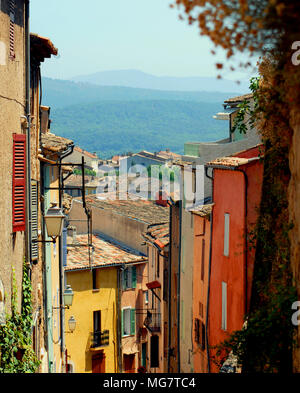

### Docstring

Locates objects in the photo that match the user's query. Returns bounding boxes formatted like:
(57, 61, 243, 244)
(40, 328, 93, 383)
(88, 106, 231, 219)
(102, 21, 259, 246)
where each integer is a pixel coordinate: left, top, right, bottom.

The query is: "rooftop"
(206, 156, 260, 169)
(30, 33, 58, 62)
(142, 223, 169, 249)
(65, 234, 147, 272)
(74, 146, 97, 159)
(224, 93, 253, 104)
(188, 203, 214, 217)
(41, 132, 73, 153)
(83, 192, 169, 224)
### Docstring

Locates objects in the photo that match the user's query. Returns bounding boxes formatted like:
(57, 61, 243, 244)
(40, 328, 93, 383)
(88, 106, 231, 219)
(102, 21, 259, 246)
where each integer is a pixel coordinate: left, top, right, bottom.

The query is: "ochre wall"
(65, 267, 118, 373)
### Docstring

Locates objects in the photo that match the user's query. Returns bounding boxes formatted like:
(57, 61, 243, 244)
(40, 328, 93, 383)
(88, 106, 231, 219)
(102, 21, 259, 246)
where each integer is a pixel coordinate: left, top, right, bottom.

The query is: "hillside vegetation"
(43, 78, 230, 158)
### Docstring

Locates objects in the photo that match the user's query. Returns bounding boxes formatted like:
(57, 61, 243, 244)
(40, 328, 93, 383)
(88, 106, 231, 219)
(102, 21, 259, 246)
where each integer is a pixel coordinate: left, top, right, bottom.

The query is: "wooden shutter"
(194, 318, 200, 344)
(121, 309, 124, 336)
(9, 0, 15, 59)
(30, 180, 38, 261)
(130, 308, 136, 335)
(12, 134, 26, 232)
(201, 238, 205, 281)
(132, 266, 137, 288)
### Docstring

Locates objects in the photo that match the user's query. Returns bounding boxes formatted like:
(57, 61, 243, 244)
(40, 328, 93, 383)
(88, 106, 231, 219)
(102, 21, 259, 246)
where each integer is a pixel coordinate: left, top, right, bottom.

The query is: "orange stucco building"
(191, 204, 213, 373)
(206, 145, 264, 372)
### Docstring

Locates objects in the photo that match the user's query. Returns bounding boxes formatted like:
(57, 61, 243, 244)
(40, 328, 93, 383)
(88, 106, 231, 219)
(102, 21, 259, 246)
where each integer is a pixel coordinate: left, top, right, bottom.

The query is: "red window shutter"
(12, 133, 26, 232)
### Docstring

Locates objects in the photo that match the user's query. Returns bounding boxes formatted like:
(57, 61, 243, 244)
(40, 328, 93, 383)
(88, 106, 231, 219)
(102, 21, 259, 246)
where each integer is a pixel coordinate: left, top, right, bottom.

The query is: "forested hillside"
(43, 78, 231, 158)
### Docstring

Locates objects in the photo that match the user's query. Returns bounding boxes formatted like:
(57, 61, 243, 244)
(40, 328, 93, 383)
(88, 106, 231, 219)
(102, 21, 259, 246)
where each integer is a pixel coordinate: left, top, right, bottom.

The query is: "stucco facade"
(65, 267, 118, 373)
(0, 0, 26, 316)
(207, 147, 263, 372)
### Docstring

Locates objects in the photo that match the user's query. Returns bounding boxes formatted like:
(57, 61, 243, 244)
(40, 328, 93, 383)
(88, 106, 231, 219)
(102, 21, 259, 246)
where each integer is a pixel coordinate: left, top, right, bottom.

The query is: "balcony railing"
(90, 330, 109, 348)
(144, 311, 161, 333)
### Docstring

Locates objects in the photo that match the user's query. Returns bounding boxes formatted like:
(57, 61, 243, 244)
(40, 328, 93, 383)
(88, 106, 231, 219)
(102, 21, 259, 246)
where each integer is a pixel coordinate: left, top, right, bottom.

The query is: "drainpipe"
(25, 0, 32, 265)
(177, 200, 182, 373)
(117, 268, 122, 373)
(57, 144, 74, 370)
(204, 166, 213, 372)
(167, 200, 173, 373)
(235, 168, 248, 316)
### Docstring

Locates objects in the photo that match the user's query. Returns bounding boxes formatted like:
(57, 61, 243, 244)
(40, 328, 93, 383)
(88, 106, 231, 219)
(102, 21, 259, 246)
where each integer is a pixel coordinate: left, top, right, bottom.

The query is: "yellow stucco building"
(64, 233, 146, 373)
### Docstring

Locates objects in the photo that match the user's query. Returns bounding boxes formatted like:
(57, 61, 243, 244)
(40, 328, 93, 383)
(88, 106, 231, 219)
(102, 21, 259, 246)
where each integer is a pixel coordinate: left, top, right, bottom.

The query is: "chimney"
(67, 226, 77, 243)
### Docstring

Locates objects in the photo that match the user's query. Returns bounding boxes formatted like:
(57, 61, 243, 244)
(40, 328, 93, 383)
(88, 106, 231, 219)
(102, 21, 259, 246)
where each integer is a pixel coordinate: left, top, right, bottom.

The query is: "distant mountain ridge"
(40, 76, 242, 159)
(70, 69, 250, 94)
(42, 77, 245, 110)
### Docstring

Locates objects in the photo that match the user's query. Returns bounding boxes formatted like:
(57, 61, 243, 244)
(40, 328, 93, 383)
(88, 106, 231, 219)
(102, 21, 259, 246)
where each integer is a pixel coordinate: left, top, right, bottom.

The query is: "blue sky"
(30, 0, 257, 81)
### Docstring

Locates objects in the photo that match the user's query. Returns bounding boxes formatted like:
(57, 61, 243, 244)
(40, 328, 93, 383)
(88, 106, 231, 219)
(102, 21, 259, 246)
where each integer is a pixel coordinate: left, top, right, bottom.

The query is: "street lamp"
(63, 285, 74, 308)
(44, 203, 65, 241)
(53, 284, 74, 310)
(68, 316, 76, 333)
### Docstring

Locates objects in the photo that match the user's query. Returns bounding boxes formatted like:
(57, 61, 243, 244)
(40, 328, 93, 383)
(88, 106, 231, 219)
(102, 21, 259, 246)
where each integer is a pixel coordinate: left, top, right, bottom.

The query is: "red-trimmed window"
(12, 133, 26, 232)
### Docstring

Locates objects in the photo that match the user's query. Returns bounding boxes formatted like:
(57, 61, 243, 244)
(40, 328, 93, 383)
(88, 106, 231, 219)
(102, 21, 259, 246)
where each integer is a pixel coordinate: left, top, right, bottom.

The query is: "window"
(150, 335, 159, 368)
(122, 308, 135, 336)
(201, 239, 205, 281)
(9, 0, 15, 59)
(222, 282, 227, 330)
(156, 253, 160, 278)
(122, 266, 137, 290)
(94, 310, 101, 332)
(224, 213, 230, 256)
(92, 269, 99, 290)
(12, 134, 26, 232)
(194, 318, 206, 350)
(144, 290, 149, 305)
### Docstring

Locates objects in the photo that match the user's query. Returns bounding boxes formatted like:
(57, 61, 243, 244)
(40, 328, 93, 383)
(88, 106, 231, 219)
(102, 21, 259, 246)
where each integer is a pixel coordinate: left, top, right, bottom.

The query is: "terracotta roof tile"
(65, 234, 147, 272)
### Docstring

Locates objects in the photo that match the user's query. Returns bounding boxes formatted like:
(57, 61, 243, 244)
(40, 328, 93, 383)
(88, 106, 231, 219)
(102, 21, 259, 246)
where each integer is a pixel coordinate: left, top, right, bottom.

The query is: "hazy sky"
(30, 0, 257, 81)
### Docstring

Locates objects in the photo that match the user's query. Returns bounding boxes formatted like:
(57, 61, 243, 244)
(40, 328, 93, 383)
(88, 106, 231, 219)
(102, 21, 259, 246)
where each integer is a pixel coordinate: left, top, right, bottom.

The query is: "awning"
(146, 280, 161, 290)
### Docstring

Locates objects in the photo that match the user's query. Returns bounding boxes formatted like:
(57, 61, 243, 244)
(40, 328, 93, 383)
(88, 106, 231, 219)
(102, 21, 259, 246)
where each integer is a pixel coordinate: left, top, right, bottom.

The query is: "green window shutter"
(121, 309, 124, 336)
(30, 180, 39, 262)
(132, 266, 137, 288)
(130, 308, 136, 335)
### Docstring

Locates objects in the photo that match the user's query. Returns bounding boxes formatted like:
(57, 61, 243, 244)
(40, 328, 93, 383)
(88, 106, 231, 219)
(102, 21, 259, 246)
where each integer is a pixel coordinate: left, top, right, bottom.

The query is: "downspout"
(117, 268, 122, 373)
(177, 200, 182, 373)
(204, 166, 213, 372)
(235, 168, 248, 316)
(57, 144, 74, 370)
(167, 200, 173, 373)
(25, 0, 32, 265)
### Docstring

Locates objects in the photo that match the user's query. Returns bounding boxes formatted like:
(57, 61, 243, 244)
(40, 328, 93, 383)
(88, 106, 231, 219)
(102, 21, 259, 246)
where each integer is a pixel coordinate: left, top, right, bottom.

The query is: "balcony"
(144, 311, 161, 333)
(90, 330, 109, 348)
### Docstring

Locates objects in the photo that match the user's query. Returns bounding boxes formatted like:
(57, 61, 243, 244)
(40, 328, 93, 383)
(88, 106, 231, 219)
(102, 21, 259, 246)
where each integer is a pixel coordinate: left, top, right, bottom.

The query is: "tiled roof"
(74, 146, 97, 159)
(84, 193, 169, 225)
(224, 93, 253, 103)
(188, 203, 214, 217)
(206, 156, 260, 168)
(41, 132, 73, 153)
(30, 33, 58, 60)
(65, 234, 147, 272)
(142, 223, 169, 249)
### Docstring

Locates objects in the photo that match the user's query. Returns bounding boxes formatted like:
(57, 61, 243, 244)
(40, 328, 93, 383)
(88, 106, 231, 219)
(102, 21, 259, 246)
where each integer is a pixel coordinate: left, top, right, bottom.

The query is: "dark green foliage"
(50, 99, 227, 159)
(0, 261, 40, 373)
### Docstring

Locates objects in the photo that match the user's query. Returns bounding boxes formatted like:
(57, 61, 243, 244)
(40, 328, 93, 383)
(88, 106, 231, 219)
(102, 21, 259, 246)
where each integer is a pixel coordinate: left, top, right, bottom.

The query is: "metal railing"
(144, 311, 161, 332)
(90, 330, 109, 348)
